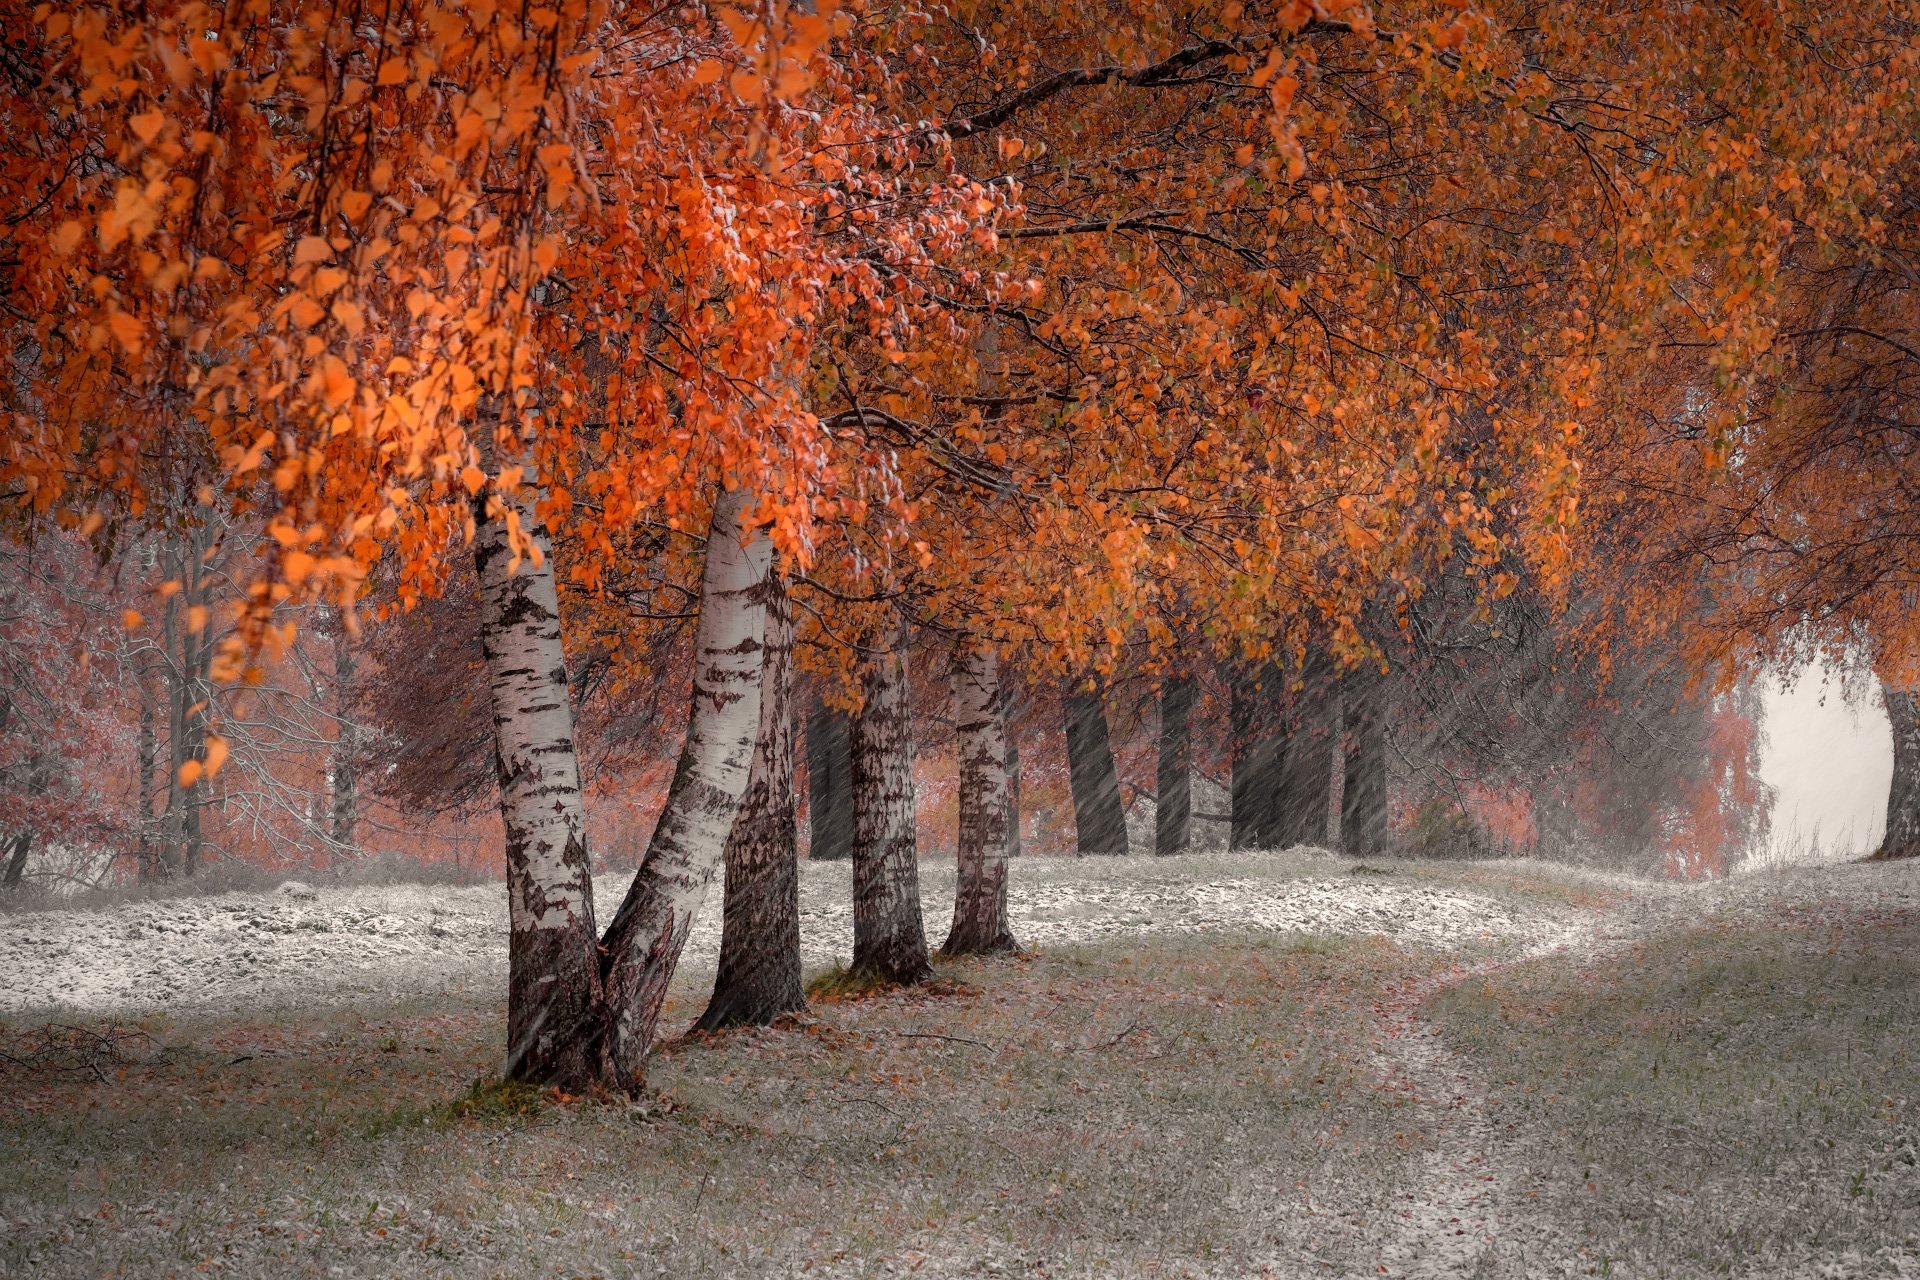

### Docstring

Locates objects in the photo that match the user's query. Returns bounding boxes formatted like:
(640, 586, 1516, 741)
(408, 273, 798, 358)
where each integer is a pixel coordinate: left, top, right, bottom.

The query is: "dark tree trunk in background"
(1006, 738, 1023, 860)
(697, 570, 804, 1031)
(1231, 665, 1285, 849)
(1065, 682, 1129, 855)
(1, 831, 30, 890)
(1278, 648, 1337, 847)
(136, 670, 158, 881)
(1876, 687, 1920, 860)
(849, 615, 934, 984)
(1156, 676, 1195, 856)
(944, 636, 1017, 955)
(473, 485, 603, 1088)
(596, 488, 772, 1089)
(329, 616, 358, 861)
(806, 695, 854, 860)
(1341, 666, 1389, 857)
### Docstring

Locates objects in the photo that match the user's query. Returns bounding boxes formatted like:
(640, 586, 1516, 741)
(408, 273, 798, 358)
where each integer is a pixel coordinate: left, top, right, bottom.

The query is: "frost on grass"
(0, 850, 1595, 1017)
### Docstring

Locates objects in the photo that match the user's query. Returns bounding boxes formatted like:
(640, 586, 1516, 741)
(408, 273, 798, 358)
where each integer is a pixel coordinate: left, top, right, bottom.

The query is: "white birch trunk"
(596, 486, 771, 1089)
(474, 487, 603, 1086)
(943, 635, 1016, 954)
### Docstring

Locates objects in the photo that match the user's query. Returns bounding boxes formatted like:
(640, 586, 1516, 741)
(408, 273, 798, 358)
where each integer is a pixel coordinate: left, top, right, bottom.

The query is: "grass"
(0, 932, 1445, 1279)
(1428, 901, 1920, 1277)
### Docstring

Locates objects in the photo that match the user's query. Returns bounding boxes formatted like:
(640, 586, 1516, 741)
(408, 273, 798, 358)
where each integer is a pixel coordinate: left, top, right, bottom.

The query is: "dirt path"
(1363, 905, 1652, 1278)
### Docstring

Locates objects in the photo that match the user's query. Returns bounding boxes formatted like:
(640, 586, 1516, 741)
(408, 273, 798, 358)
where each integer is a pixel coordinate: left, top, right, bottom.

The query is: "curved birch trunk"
(596, 487, 771, 1089)
(695, 566, 805, 1031)
(1156, 676, 1195, 856)
(1341, 666, 1388, 857)
(850, 615, 934, 984)
(473, 489, 602, 1087)
(1065, 683, 1128, 855)
(1876, 687, 1920, 860)
(944, 636, 1017, 955)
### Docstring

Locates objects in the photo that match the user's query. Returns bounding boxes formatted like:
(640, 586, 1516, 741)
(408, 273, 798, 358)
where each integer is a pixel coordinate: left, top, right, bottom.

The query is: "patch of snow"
(0, 852, 1596, 1019)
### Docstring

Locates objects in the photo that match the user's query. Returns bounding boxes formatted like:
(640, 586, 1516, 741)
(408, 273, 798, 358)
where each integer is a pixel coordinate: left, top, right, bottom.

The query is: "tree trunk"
(136, 668, 157, 882)
(1156, 675, 1195, 856)
(1, 831, 31, 890)
(1876, 686, 1920, 860)
(329, 616, 358, 861)
(944, 636, 1017, 955)
(160, 572, 186, 878)
(1231, 665, 1284, 849)
(1278, 648, 1336, 847)
(1341, 666, 1389, 857)
(695, 567, 805, 1031)
(473, 484, 603, 1087)
(1065, 683, 1128, 855)
(849, 614, 934, 984)
(176, 524, 214, 877)
(596, 487, 772, 1089)
(1006, 738, 1023, 860)
(805, 694, 854, 860)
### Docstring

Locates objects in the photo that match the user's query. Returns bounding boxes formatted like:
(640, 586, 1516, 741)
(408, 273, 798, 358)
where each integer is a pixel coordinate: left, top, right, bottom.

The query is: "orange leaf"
(461, 465, 487, 495)
(177, 760, 203, 787)
(319, 353, 354, 407)
(202, 735, 229, 780)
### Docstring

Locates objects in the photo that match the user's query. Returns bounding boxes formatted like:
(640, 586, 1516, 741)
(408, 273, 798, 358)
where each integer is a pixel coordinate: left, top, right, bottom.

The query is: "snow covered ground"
(0, 850, 1599, 1019)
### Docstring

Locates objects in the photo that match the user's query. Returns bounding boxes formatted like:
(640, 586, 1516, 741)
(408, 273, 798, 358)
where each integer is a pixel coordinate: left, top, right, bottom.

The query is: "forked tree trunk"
(1278, 649, 1336, 847)
(1065, 683, 1128, 855)
(1231, 664, 1284, 849)
(330, 617, 358, 860)
(597, 487, 772, 1088)
(695, 567, 805, 1031)
(1341, 666, 1388, 857)
(849, 615, 934, 983)
(1876, 687, 1920, 860)
(473, 486, 603, 1087)
(1156, 675, 1195, 856)
(805, 695, 854, 860)
(944, 636, 1017, 955)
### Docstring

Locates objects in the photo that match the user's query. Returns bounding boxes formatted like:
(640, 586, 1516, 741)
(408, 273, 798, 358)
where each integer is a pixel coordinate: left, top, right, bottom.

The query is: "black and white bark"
(1065, 682, 1128, 855)
(597, 487, 772, 1088)
(1278, 648, 1337, 847)
(1230, 664, 1285, 849)
(1341, 665, 1389, 857)
(696, 565, 805, 1031)
(473, 485, 603, 1087)
(944, 636, 1017, 955)
(1156, 675, 1195, 856)
(849, 614, 934, 984)
(805, 694, 855, 860)
(1877, 687, 1920, 860)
